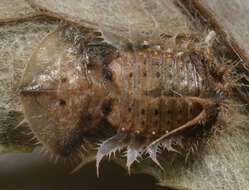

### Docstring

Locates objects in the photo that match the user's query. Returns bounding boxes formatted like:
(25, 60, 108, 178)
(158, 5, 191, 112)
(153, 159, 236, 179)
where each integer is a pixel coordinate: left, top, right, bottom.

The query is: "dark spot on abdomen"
(102, 101, 112, 115)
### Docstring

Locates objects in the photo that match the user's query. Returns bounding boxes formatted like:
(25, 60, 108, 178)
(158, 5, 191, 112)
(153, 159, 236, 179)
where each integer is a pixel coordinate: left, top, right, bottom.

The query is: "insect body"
(103, 48, 212, 136)
(20, 25, 222, 175)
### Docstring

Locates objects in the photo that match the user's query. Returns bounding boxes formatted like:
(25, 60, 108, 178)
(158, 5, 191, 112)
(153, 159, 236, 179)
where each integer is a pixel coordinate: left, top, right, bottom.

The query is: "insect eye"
(104, 70, 112, 81)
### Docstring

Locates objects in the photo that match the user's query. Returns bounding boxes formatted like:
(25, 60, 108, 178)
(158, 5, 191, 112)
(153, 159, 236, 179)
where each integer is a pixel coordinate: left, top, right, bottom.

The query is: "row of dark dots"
(126, 107, 172, 135)
(128, 72, 161, 78)
(128, 107, 159, 116)
(124, 104, 198, 135)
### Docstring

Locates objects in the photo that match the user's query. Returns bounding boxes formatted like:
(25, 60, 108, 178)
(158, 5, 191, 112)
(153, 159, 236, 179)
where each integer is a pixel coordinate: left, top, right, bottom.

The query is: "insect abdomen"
(107, 49, 210, 138)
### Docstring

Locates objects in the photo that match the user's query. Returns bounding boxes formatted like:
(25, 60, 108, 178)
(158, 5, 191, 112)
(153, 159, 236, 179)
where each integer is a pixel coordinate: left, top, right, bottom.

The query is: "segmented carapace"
(19, 23, 225, 175)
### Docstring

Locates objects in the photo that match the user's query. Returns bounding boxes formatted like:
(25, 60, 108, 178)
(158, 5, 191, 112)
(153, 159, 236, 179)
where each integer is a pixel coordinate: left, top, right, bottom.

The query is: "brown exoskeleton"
(19, 0, 241, 176)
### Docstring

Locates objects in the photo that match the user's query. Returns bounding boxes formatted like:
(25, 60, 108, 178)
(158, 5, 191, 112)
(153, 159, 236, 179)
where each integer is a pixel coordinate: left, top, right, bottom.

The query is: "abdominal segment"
(106, 96, 203, 138)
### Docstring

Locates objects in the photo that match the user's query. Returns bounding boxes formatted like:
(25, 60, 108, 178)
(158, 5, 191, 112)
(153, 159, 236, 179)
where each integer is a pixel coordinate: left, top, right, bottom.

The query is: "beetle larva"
(19, 23, 230, 175)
